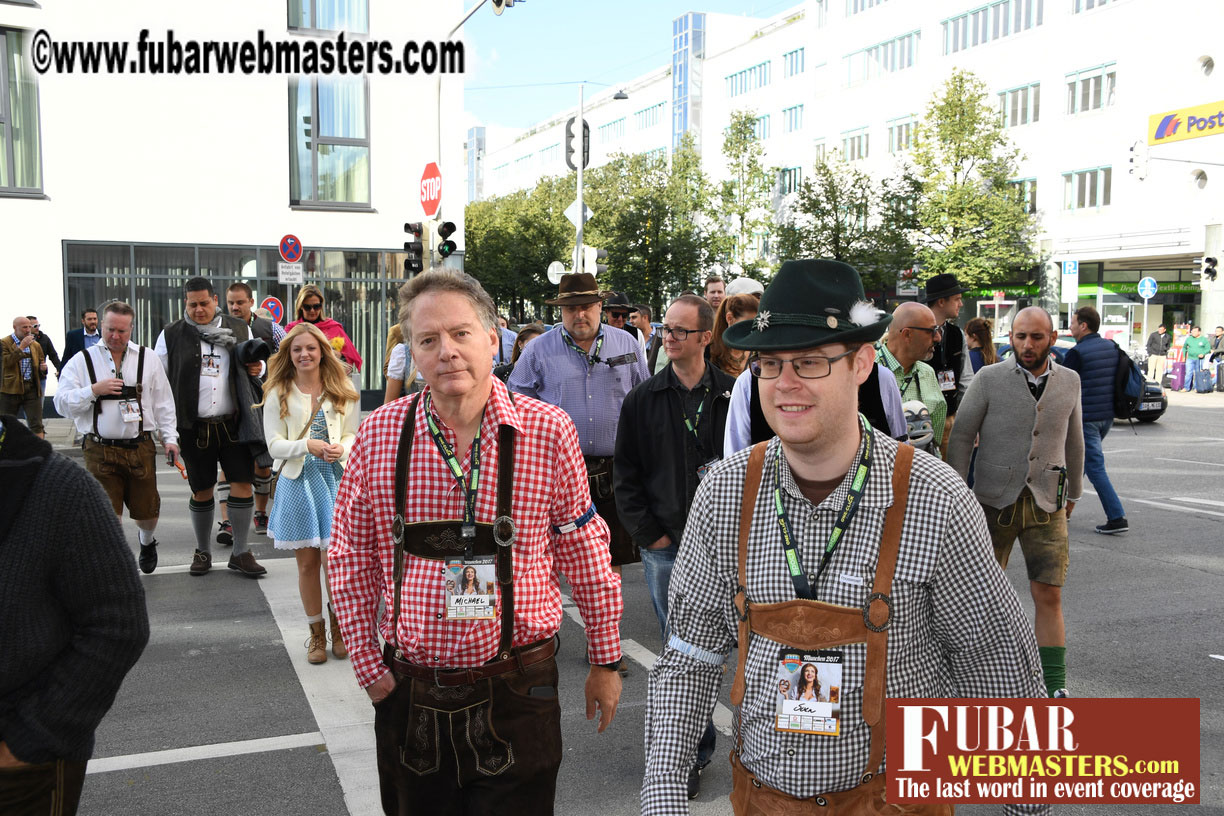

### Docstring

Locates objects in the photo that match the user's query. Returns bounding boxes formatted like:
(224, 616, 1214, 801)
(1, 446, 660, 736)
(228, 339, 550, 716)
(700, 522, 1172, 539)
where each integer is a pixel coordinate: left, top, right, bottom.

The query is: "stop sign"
(421, 162, 442, 217)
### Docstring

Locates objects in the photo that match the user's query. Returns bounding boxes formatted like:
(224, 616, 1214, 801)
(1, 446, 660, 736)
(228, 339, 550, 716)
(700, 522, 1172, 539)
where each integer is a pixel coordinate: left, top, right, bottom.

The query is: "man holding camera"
(156, 278, 270, 577)
(55, 301, 179, 574)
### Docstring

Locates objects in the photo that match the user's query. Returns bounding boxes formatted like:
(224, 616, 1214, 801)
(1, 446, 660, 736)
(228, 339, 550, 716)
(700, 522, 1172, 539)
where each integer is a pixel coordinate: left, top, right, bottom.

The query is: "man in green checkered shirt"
(876, 302, 947, 455)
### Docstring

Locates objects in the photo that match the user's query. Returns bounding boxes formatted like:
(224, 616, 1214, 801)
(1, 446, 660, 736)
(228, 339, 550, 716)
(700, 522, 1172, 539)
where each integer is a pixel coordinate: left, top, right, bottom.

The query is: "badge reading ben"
(774, 648, 843, 736)
(444, 559, 497, 620)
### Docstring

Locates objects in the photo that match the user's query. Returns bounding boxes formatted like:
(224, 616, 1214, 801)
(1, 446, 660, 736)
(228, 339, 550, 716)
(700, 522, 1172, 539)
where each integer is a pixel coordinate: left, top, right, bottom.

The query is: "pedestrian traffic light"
(1128, 141, 1148, 181)
(434, 221, 458, 260)
(582, 245, 608, 277)
(565, 117, 590, 172)
(404, 222, 425, 275)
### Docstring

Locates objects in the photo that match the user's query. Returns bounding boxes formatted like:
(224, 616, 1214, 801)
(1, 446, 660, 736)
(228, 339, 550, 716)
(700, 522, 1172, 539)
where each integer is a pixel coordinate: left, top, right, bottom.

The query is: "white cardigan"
(262, 383, 360, 480)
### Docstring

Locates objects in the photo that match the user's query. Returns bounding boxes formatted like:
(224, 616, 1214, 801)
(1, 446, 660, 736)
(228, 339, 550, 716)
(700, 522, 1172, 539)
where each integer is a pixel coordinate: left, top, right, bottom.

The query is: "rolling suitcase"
(1216, 362, 1224, 393)
(1169, 361, 1185, 391)
(1195, 368, 1214, 393)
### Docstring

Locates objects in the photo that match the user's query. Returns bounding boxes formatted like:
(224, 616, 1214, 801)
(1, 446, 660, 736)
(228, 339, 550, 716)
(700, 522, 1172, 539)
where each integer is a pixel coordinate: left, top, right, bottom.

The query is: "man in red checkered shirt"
(329, 270, 624, 815)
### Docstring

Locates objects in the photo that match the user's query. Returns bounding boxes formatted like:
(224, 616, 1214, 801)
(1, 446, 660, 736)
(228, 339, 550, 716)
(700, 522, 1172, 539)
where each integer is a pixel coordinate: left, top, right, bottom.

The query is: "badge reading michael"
(444, 558, 497, 620)
(774, 649, 843, 736)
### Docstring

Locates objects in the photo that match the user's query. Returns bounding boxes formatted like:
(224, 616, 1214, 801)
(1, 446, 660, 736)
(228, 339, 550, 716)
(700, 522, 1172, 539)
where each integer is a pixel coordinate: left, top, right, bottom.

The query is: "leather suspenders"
(82, 346, 145, 437)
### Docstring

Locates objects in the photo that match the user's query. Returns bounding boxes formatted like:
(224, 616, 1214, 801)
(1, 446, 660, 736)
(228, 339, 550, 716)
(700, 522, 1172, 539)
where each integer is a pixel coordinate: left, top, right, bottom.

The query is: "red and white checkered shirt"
(329, 379, 623, 689)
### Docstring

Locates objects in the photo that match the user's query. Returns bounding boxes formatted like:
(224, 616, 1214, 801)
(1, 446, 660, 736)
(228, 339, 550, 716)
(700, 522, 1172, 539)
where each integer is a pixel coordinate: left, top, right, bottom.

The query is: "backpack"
(1112, 344, 1144, 420)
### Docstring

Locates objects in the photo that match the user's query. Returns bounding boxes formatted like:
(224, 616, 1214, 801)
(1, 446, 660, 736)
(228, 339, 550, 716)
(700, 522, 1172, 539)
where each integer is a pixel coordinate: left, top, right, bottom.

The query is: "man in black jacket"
(923, 273, 974, 452)
(614, 294, 733, 800)
(0, 414, 149, 815)
(1145, 324, 1172, 382)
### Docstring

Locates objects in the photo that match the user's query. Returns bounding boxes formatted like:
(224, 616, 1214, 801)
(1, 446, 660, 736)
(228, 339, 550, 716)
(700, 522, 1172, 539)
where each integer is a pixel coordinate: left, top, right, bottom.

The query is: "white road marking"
(1170, 497, 1224, 509)
(1211, 655, 1224, 662)
(1082, 489, 1224, 519)
(561, 591, 735, 737)
(87, 731, 323, 774)
(1156, 457, 1224, 468)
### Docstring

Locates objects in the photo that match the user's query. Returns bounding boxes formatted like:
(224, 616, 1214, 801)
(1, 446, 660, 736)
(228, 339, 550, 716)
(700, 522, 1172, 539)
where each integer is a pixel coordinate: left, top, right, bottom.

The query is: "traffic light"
(582, 245, 608, 277)
(404, 222, 424, 275)
(1192, 257, 1217, 286)
(565, 117, 590, 172)
(434, 221, 458, 260)
(1128, 141, 1148, 181)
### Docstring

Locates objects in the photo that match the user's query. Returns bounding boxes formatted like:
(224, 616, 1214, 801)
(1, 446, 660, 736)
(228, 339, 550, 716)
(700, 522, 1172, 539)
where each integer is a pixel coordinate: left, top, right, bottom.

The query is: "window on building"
(784, 48, 806, 77)
(289, 0, 369, 33)
(634, 102, 664, 130)
(752, 115, 771, 141)
(726, 62, 772, 97)
(289, 76, 370, 207)
(842, 128, 869, 161)
(783, 105, 804, 133)
(1065, 63, 1116, 114)
(598, 117, 626, 143)
(779, 167, 803, 195)
(814, 140, 827, 163)
(1062, 166, 1111, 210)
(887, 117, 915, 153)
(844, 30, 919, 85)
(1073, 0, 1111, 10)
(942, 0, 1043, 55)
(0, 29, 43, 194)
(1009, 178, 1038, 213)
(847, 0, 889, 14)
(644, 147, 668, 163)
(998, 82, 1041, 127)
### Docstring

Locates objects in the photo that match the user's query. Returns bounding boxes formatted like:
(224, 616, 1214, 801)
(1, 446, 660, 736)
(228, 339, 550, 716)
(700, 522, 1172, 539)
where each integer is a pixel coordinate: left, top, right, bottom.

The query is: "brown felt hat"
(545, 273, 606, 306)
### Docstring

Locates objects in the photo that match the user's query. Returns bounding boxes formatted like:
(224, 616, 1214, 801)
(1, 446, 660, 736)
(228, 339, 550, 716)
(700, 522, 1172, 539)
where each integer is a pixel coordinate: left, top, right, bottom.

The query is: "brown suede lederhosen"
(728, 441, 952, 816)
(374, 395, 562, 816)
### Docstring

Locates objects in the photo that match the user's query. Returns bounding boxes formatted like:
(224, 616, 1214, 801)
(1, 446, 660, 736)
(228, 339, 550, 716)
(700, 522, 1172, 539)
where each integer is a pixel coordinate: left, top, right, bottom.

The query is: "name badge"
(202, 353, 222, 378)
(604, 353, 637, 367)
(774, 648, 845, 737)
(696, 458, 720, 481)
(937, 369, 956, 392)
(443, 558, 497, 621)
(118, 400, 141, 423)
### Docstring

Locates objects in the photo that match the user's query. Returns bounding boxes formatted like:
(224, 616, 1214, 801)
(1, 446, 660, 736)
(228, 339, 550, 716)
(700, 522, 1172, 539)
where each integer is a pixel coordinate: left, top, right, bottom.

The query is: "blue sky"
(461, 0, 800, 135)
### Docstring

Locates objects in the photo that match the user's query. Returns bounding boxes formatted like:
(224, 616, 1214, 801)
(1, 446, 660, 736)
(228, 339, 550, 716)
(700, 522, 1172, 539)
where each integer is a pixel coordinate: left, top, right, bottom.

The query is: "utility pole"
(574, 83, 585, 273)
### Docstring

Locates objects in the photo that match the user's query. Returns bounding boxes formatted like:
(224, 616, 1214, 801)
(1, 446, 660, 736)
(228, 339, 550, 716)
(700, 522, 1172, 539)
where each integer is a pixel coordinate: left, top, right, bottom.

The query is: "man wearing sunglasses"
(642, 260, 1046, 815)
(876, 301, 948, 456)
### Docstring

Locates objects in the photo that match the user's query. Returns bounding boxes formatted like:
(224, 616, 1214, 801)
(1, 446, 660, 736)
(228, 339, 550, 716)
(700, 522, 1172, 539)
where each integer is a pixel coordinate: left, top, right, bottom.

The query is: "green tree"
(721, 110, 774, 273)
(911, 69, 1039, 289)
(773, 154, 918, 290)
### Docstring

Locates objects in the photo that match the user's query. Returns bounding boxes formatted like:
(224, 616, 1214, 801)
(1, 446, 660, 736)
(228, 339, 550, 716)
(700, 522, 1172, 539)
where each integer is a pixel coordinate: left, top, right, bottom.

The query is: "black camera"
(236, 338, 272, 365)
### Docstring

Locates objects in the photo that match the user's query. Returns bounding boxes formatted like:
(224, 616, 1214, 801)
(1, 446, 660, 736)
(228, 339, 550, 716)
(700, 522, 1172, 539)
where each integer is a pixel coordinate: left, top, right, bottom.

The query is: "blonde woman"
(257, 322, 360, 664)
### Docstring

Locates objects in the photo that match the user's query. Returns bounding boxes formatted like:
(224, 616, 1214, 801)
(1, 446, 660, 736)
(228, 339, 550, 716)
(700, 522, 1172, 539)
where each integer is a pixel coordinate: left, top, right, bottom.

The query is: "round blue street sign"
(1138, 276, 1158, 299)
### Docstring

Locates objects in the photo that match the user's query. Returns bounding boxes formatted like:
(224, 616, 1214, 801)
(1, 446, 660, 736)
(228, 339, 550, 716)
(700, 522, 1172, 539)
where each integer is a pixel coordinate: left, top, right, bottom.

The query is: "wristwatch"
(593, 656, 622, 671)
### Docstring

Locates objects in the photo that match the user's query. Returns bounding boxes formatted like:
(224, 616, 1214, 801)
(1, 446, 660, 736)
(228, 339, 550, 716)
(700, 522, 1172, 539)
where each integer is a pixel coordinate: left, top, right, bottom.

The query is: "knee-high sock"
(189, 498, 215, 554)
(1039, 645, 1066, 696)
(228, 495, 255, 556)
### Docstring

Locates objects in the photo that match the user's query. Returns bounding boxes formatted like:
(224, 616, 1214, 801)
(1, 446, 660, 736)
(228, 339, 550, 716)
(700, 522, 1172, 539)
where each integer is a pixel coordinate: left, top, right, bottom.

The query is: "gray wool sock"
(228, 495, 255, 556)
(189, 498, 215, 554)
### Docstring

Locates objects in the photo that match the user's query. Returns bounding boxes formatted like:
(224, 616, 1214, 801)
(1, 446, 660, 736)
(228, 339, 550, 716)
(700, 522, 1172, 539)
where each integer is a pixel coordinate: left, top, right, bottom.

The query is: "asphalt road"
(52, 390, 1222, 815)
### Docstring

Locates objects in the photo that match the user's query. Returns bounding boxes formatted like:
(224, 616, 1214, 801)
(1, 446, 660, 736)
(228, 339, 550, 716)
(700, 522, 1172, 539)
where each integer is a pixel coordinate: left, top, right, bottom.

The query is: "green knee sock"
(1039, 646, 1066, 696)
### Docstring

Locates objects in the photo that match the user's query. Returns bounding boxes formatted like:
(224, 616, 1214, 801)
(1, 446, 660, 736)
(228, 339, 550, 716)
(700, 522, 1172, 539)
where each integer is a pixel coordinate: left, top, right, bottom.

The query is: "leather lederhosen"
(728, 442, 951, 816)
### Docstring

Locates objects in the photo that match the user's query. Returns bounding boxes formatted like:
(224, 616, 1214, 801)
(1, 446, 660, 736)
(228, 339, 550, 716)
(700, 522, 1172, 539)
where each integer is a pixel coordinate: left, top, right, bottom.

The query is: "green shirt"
(876, 343, 947, 453)
(1183, 335, 1211, 360)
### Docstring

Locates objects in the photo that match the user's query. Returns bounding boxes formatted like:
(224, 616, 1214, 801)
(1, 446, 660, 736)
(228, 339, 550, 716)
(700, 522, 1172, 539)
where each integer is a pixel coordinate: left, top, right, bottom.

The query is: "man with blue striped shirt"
(509, 274, 650, 589)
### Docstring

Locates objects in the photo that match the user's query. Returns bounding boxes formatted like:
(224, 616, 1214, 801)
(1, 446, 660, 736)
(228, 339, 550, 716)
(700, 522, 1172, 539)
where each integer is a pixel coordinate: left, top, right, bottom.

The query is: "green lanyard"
(0, 423, 6, 456)
(423, 392, 484, 541)
(563, 330, 604, 368)
(773, 417, 873, 601)
(682, 392, 706, 440)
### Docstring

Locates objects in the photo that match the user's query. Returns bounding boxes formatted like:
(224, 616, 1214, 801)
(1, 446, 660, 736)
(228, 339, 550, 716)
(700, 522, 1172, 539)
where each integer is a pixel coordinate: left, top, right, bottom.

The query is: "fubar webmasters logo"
(1148, 100, 1224, 145)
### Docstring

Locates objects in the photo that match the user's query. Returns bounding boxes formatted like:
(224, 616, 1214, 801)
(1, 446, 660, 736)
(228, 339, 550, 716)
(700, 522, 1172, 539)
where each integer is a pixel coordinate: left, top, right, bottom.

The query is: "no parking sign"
(260, 296, 284, 324)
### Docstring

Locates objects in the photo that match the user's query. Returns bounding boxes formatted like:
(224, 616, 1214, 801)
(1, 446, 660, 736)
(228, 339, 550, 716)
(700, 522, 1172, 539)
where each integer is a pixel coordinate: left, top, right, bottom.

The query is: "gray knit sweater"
(0, 415, 150, 763)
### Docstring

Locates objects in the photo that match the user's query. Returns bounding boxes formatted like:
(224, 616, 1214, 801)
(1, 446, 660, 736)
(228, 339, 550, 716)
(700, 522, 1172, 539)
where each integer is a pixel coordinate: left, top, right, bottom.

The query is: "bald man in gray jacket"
(946, 307, 1083, 699)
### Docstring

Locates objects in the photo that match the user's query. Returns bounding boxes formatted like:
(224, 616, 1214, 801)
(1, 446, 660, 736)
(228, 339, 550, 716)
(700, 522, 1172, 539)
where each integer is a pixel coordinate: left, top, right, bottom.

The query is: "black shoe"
(216, 520, 233, 546)
(254, 511, 269, 536)
(1095, 517, 1128, 535)
(687, 765, 702, 800)
(138, 539, 158, 574)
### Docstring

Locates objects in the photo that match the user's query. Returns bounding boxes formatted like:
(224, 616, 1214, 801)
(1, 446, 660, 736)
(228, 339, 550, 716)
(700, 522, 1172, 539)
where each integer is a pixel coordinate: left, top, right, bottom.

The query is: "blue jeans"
(641, 542, 717, 768)
(1183, 357, 1203, 391)
(1083, 419, 1125, 521)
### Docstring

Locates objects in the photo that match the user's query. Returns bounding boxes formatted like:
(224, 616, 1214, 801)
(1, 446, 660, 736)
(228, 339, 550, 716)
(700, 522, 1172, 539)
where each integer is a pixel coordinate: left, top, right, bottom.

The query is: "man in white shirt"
(55, 301, 179, 574)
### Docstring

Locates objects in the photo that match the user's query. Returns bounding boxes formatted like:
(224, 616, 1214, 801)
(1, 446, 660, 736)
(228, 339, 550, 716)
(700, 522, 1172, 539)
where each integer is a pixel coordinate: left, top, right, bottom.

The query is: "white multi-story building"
(1, 0, 465, 400)
(472, 0, 1224, 342)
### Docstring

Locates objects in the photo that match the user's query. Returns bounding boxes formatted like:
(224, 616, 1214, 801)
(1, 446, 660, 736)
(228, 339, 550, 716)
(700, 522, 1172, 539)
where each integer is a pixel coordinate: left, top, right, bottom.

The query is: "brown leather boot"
(306, 620, 327, 664)
(328, 602, 348, 659)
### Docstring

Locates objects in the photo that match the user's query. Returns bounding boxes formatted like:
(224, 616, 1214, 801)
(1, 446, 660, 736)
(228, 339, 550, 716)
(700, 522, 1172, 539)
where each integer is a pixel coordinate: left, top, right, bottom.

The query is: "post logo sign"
(1148, 100, 1224, 145)
(887, 698, 1200, 805)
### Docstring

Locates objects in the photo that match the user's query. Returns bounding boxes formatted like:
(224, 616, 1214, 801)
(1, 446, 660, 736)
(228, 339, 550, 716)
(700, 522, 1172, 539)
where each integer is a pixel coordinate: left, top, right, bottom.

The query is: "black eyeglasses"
(749, 347, 860, 379)
(905, 325, 942, 337)
(607, 311, 629, 319)
(661, 325, 700, 340)
(302, 302, 323, 312)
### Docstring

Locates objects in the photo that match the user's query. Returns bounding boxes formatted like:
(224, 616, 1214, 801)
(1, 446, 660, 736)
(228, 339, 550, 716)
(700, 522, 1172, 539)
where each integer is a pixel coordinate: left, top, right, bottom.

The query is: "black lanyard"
(423, 392, 484, 541)
(108, 347, 128, 381)
(774, 418, 873, 601)
(563, 330, 603, 367)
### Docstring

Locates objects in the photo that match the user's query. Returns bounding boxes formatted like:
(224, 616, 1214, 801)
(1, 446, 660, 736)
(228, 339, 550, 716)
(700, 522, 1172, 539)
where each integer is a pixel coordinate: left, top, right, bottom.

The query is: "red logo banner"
(886, 699, 1199, 805)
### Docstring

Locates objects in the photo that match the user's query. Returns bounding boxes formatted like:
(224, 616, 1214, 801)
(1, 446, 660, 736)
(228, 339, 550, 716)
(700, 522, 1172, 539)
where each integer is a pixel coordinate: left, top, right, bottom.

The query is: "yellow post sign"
(1147, 100, 1224, 146)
